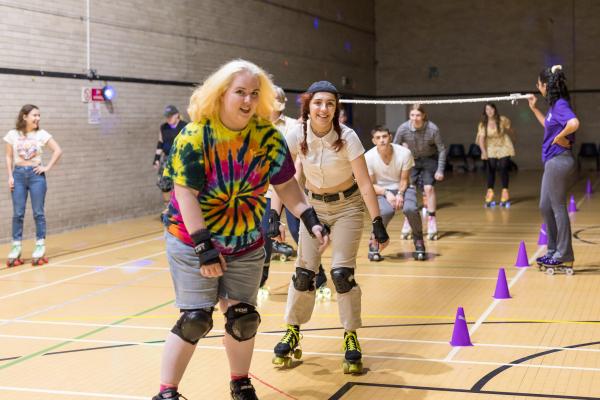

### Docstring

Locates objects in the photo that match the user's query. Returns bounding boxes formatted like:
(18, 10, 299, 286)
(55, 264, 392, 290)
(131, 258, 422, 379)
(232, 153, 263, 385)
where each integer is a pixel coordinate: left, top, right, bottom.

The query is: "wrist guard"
(372, 216, 389, 243)
(300, 207, 329, 238)
(267, 209, 281, 238)
(190, 229, 220, 266)
(153, 153, 161, 164)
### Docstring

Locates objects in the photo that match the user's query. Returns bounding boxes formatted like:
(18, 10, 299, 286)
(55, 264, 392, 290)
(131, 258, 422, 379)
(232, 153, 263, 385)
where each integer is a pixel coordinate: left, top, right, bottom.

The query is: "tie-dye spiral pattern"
(163, 117, 295, 255)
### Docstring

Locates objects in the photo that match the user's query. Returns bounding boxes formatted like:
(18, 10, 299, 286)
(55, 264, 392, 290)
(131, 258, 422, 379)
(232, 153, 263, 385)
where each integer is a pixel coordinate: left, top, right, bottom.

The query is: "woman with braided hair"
(527, 65, 579, 274)
(270, 81, 389, 374)
(154, 60, 329, 400)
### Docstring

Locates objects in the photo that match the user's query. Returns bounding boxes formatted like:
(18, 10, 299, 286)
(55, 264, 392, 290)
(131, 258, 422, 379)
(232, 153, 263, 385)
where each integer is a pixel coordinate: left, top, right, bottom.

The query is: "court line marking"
(270, 271, 498, 280)
(444, 246, 545, 362)
(4, 331, 600, 355)
(0, 250, 165, 301)
(0, 235, 163, 279)
(0, 386, 146, 399)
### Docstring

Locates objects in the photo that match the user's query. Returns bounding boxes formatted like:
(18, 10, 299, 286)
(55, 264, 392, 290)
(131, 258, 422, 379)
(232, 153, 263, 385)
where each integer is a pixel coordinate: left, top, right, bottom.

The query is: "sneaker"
(230, 377, 258, 400)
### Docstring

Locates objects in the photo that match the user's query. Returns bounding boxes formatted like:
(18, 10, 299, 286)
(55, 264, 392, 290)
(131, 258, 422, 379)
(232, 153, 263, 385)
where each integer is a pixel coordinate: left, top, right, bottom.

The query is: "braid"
(300, 108, 309, 155)
(540, 66, 571, 107)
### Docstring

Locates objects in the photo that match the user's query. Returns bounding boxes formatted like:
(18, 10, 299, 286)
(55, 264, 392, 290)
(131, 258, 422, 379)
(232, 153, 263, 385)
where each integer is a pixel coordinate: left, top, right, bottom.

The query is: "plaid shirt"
(393, 120, 446, 174)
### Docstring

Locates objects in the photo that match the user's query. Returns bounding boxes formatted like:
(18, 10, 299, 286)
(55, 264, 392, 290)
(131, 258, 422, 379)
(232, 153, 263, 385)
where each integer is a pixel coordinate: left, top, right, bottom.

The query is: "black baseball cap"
(306, 81, 339, 95)
(163, 105, 179, 117)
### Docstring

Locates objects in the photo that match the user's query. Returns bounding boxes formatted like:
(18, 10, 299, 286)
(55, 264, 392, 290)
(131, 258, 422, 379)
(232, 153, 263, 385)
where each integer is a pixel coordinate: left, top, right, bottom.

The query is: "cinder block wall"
(375, 0, 600, 170)
(0, 0, 375, 241)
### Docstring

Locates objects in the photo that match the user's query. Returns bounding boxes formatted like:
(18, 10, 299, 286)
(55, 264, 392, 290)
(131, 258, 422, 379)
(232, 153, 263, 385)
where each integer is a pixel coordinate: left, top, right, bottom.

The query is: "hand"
(552, 136, 571, 149)
(384, 191, 396, 207)
(200, 254, 227, 278)
(8, 176, 14, 191)
(434, 172, 444, 181)
(377, 238, 390, 251)
(33, 165, 48, 175)
(481, 152, 488, 160)
(311, 225, 330, 254)
(273, 224, 286, 243)
(394, 194, 404, 210)
(153, 161, 160, 170)
(526, 93, 537, 109)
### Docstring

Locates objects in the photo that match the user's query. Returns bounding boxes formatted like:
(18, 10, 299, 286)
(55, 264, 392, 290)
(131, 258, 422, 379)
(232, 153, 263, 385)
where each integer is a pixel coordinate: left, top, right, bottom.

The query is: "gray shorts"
(165, 232, 265, 309)
(411, 156, 438, 187)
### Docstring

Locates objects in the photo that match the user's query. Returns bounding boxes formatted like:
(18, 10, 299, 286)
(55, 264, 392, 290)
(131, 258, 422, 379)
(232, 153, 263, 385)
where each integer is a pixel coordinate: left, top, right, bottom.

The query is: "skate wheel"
(284, 357, 292, 368)
(428, 234, 438, 241)
(545, 267, 555, 275)
(293, 348, 302, 359)
(342, 362, 350, 374)
(565, 268, 574, 276)
(279, 254, 288, 262)
(272, 356, 284, 366)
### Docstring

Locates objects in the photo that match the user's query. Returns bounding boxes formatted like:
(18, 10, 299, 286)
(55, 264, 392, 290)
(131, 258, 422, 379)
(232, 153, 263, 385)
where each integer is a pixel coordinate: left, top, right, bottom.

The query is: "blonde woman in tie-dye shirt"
(153, 60, 330, 400)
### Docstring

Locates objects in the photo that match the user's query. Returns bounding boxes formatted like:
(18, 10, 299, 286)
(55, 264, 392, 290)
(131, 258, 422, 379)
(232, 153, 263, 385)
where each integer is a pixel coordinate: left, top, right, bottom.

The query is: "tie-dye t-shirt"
(163, 116, 295, 255)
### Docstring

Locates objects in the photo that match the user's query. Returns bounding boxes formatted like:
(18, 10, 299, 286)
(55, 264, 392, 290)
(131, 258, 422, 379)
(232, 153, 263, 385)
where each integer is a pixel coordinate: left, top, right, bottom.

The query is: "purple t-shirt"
(542, 98, 576, 163)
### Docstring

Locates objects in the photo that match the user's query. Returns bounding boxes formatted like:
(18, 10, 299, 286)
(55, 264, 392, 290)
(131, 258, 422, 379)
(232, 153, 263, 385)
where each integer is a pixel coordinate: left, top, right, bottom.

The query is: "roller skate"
(401, 217, 412, 240)
(542, 259, 574, 276)
(316, 264, 331, 300)
(427, 215, 438, 240)
(32, 239, 48, 266)
(484, 189, 496, 208)
(273, 324, 302, 368)
(499, 188, 510, 208)
(230, 377, 258, 400)
(535, 254, 552, 271)
(152, 388, 188, 400)
(413, 239, 427, 261)
(367, 239, 383, 262)
(257, 266, 270, 300)
(271, 241, 296, 262)
(342, 331, 363, 374)
(6, 241, 23, 267)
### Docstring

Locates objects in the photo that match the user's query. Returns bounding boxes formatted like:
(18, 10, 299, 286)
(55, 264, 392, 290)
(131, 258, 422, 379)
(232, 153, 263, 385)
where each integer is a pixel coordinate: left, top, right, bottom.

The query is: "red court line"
(249, 372, 299, 400)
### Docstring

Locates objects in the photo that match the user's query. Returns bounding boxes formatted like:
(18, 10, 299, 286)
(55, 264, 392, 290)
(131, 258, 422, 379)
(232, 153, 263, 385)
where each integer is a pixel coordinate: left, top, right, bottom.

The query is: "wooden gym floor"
(0, 171, 599, 400)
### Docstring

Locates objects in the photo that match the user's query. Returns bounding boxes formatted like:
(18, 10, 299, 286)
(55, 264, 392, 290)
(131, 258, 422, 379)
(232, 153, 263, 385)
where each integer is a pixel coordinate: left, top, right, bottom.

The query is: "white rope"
(340, 93, 528, 105)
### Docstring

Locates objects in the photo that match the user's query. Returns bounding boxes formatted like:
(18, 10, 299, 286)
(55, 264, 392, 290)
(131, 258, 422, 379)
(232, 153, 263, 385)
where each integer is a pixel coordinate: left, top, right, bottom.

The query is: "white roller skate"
(401, 217, 412, 240)
(32, 239, 48, 266)
(427, 215, 438, 240)
(367, 240, 383, 262)
(7, 241, 23, 267)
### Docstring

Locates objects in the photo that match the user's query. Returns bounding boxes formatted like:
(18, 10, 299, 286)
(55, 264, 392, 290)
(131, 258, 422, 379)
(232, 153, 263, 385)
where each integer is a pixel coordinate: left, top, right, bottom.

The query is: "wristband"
(267, 209, 281, 238)
(300, 207, 328, 238)
(190, 229, 220, 266)
(372, 216, 390, 243)
(153, 153, 161, 164)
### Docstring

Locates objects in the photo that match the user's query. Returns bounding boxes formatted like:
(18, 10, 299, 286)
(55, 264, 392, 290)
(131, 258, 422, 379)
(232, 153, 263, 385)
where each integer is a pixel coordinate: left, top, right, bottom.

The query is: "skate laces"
(231, 378, 256, 400)
(281, 325, 300, 346)
(344, 331, 361, 352)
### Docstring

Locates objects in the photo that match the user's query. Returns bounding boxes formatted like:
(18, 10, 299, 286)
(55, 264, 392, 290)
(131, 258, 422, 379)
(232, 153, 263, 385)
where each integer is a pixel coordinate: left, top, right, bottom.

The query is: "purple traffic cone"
(514, 240, 530, 267)
(586, 179, 593, 196)
(537, 223, 548, 245)
(493, 268, 511, 299)
(568, 195, 577, 213)
(449, 307, 472, 346)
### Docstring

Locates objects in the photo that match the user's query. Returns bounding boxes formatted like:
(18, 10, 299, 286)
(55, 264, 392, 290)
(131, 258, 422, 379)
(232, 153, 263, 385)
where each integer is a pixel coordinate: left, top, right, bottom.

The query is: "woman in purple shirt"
(527, 65, 579, 271)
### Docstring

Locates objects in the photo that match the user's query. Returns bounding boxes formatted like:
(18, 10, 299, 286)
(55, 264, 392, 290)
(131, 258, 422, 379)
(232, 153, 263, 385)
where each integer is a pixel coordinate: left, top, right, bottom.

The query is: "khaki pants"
(284, 191, 365, 331)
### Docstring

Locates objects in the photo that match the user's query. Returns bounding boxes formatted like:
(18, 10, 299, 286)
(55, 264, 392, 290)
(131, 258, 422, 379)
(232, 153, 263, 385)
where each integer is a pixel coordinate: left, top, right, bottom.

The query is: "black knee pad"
(292, 267, 315, 291)
(171, 308, 213, 345)
(330, 268, 357, 294)
(224, 303, 261, 342)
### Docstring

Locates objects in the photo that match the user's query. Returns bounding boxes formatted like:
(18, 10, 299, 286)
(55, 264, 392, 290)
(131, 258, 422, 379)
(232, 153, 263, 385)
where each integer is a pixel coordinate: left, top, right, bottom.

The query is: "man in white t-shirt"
(365, 126, 426, 261)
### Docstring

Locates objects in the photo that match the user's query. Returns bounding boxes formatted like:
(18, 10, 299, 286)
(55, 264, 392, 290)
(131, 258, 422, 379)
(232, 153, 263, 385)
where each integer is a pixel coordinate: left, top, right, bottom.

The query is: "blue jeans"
(12, 166, 47, 241)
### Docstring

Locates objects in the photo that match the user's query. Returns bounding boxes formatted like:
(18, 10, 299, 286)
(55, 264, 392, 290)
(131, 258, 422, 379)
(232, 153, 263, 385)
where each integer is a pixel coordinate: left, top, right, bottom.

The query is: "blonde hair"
(188, 59, 275, 122)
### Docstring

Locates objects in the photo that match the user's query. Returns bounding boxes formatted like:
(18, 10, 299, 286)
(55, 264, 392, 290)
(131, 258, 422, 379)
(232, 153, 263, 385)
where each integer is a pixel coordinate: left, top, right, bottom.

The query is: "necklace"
(311, 124, 331, 136)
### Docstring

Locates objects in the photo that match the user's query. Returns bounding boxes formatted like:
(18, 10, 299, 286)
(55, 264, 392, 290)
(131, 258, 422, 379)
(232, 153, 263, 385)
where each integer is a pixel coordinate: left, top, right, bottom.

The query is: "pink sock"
(159, 384, 177, 393)
(231, 374, 248, 381)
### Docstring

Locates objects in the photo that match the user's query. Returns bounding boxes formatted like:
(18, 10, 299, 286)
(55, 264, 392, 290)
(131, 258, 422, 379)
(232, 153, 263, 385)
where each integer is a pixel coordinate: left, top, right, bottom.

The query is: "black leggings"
(487, 157, 510, 189)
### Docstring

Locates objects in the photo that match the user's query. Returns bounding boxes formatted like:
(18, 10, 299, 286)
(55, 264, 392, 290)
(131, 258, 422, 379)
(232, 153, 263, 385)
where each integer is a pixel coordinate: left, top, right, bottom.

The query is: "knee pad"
(224, 303, 261, 342)
(171, 308, 213, 345)
(292, 267, 315, 291)
(330, 268, 357, 294)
